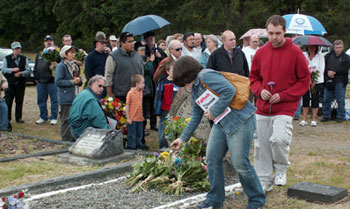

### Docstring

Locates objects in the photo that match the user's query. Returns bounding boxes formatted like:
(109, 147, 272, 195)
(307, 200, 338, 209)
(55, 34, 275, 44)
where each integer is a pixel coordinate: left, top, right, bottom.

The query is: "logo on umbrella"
(295, 18, 305, 25)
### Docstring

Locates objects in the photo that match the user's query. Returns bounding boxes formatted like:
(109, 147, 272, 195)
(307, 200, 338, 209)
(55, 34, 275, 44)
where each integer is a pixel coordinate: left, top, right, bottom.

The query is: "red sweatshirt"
(250, 38, 310, 117)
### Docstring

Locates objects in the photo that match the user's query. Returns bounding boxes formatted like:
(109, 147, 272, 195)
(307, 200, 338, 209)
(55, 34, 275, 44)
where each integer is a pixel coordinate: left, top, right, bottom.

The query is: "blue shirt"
(180, 69, 256, 142)
(84, 49, 108, 80)
(1, 54, 30, 77)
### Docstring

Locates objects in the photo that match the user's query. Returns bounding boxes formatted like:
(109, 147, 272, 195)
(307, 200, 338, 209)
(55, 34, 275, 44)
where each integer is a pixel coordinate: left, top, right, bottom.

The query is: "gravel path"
(25, 172, 239, 208)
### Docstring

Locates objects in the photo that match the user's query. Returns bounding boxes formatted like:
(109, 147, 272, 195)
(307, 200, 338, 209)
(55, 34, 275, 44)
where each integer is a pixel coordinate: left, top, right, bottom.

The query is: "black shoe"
(144, 130, 150, 137)
(336, 118, 344, 123)
(293, 115, 299, 120)
(7, 123, 12, 132)
(320, 117, 329, 122)
(16, 119, 25, 123)
(150, 126, 158, 131)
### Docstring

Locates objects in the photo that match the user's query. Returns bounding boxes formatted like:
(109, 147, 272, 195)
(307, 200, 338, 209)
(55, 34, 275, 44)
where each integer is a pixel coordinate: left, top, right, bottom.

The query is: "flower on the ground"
(185, 118, 191, 123)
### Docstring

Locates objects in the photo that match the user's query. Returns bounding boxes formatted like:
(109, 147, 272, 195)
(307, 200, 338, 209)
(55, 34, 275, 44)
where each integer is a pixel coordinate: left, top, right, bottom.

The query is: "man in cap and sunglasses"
(34, 35, 60, 125)
(2, 41, 30, 128)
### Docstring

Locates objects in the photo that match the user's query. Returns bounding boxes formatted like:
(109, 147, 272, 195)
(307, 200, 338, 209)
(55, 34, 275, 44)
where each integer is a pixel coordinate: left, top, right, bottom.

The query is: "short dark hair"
(266, 15, 286, 30)
(143, 31, 155, 39)
(119, 32, 133, 43)
(183, 32, 194, 42)
(173, 56, 203, 87)
(131, 74, 144, 87)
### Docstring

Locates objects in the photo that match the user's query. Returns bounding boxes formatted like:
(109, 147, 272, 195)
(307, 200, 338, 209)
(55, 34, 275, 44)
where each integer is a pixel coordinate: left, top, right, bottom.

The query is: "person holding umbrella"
(299, 45, 325, 127)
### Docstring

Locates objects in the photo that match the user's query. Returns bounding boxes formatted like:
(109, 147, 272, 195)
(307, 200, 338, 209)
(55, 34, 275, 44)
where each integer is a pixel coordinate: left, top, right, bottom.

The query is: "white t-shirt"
(303, 52, 325, 84)
(242, 47, 258, 71)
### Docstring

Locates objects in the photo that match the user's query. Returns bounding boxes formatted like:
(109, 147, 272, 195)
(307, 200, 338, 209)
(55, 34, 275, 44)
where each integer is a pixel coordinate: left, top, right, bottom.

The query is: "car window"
(0, 49, 13, 61)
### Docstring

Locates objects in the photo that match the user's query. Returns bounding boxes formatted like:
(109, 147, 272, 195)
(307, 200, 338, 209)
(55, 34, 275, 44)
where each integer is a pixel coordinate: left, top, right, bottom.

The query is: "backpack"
(200, 71, 250, 110)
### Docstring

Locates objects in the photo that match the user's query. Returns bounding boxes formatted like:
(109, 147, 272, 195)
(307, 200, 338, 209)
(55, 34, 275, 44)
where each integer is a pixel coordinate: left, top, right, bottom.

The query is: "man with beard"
(181, 32, 201, 61)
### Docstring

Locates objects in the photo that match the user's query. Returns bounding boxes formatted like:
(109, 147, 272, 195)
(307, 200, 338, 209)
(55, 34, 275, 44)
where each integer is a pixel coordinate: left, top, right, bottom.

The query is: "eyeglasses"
(98, 85, 104, 88)
(173, 47, 182, 51)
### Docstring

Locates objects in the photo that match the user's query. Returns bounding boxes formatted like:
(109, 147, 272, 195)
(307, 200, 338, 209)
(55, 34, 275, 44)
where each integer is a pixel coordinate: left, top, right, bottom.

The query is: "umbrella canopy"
(240, 28, 267, 39)
(293, 35, 333, 46)
(283, 14, 327, 35)
(122, 15, 170, 36)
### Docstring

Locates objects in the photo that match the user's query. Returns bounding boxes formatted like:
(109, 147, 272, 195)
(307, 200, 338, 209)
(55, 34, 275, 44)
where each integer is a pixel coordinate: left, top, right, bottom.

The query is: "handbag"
(200, 71, 250, 110)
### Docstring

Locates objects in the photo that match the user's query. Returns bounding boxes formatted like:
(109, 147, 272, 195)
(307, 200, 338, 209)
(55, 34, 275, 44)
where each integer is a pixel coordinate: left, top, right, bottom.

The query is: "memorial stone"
(288, 182, 348, 203)
(169, 86, 211, 141)
(69, 128, 124, 159)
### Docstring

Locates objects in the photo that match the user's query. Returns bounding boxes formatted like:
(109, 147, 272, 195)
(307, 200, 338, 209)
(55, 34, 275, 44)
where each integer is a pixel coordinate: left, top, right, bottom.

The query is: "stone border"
(0, 160, 137, 197)
(0, 148, 68, 163)
(4, 132, 73, 145)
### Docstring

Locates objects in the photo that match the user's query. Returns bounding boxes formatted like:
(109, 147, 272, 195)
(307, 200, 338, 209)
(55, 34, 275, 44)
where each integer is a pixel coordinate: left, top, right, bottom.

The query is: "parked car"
(0, 48, 36, 85)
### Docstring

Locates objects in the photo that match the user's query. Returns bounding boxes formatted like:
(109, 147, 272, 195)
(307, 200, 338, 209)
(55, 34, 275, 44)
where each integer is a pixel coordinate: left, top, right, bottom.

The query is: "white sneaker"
(36, 118, 47, 124)
(299, 120, 308, 126)
(311, 121, 317, 127)
(262, 184, 273, 193)
(50, 119, 58, 125)
(274, 173, 287, 186)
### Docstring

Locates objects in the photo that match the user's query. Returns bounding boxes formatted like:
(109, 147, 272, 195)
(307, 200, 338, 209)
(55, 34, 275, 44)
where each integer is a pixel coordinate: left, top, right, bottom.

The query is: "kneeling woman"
(170, 56, 265, 209)
(69, 75, 110, 139)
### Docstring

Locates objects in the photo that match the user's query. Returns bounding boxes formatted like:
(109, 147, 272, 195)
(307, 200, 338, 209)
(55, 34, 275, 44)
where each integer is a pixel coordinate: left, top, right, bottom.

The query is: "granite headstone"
(169, 86, 211, 141)
(69, 128, 123, 159)
(288, 182, 348, 203)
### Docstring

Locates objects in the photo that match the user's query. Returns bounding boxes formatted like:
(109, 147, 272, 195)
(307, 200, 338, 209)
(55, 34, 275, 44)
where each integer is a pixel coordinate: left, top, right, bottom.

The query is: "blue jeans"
(323, 82, 346, 120)
(0, 99, 8, 130)
(158, 110, 169, 149)
(205, 116, 265, 208)
(294, 98, 302, 117)
(37, 82, 58, 120)
(127, 121, 144, 149)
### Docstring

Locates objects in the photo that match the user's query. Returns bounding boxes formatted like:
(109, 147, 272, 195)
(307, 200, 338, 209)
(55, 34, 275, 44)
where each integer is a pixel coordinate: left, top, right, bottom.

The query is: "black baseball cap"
(44, 35, 54, 41)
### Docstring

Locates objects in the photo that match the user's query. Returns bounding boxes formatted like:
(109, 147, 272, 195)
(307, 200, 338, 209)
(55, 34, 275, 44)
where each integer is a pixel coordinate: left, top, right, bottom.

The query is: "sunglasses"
(98, 85, 104, 88)
(173, 47, 182, 51)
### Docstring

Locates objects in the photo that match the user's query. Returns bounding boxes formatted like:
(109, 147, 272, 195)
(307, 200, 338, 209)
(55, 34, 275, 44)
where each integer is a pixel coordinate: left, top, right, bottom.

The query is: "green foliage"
(0, 0, 349, 52)
(163, 116, 189, 144)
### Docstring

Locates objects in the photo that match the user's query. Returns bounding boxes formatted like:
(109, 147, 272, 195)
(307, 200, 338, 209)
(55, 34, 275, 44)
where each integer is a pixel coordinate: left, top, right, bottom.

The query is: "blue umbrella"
(283, 14, 327, 35)
(122, 15, 170, 36)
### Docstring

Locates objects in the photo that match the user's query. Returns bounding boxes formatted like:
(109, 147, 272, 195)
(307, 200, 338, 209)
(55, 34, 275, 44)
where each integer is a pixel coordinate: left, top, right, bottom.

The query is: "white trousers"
(254, 114, 293, 186)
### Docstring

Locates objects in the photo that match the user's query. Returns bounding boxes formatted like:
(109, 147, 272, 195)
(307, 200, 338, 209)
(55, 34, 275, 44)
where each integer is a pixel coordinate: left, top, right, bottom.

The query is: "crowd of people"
(0, 13, 349, 209)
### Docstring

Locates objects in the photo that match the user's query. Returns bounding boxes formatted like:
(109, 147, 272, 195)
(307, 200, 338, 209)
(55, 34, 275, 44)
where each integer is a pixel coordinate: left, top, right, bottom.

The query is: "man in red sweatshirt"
(250, 15, 310, 193)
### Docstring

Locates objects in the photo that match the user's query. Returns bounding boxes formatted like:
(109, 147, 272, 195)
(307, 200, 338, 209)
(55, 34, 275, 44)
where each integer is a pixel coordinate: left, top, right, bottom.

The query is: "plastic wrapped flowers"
(100, 97, 127, 132)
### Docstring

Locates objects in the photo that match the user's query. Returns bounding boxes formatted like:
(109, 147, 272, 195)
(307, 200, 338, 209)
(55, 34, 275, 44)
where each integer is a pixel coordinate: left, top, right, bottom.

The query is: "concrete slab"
(288, 182, 348, 203)
(0, 160, 138, 197)
(57, 151, 135, 166)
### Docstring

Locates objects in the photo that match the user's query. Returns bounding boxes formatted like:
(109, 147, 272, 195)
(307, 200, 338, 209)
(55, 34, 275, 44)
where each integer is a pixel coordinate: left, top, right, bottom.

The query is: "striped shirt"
(126, 88, 143, 122)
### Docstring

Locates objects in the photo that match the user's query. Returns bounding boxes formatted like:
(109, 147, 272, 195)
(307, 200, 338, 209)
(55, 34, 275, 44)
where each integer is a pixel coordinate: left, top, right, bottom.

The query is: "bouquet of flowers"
(41, 46, 60, 76)
(126, 137, 209, 195)
(163, 116, 191, 144)
(310, 66, 320, 94)
(100, 97, 127, 132)
(1, 192, 25, 209)
(75, 49, 88, 61)
(42, 47, 60, 63)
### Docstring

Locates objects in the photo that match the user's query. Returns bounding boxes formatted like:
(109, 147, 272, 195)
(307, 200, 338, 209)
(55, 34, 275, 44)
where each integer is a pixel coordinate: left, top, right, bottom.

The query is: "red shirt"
(250, 38, 310, 116)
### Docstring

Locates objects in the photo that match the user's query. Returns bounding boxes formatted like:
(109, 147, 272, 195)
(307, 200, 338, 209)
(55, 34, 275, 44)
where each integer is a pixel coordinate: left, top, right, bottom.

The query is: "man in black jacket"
(321, 40, 350, 122)
(2, 42, 30, 125)
(206, 30, 249, 77)
(34, 35, 59, 125)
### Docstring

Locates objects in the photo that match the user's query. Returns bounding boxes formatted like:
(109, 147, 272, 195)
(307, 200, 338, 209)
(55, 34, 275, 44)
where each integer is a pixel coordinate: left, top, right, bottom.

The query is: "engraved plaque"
(69, 128, 123, 159)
